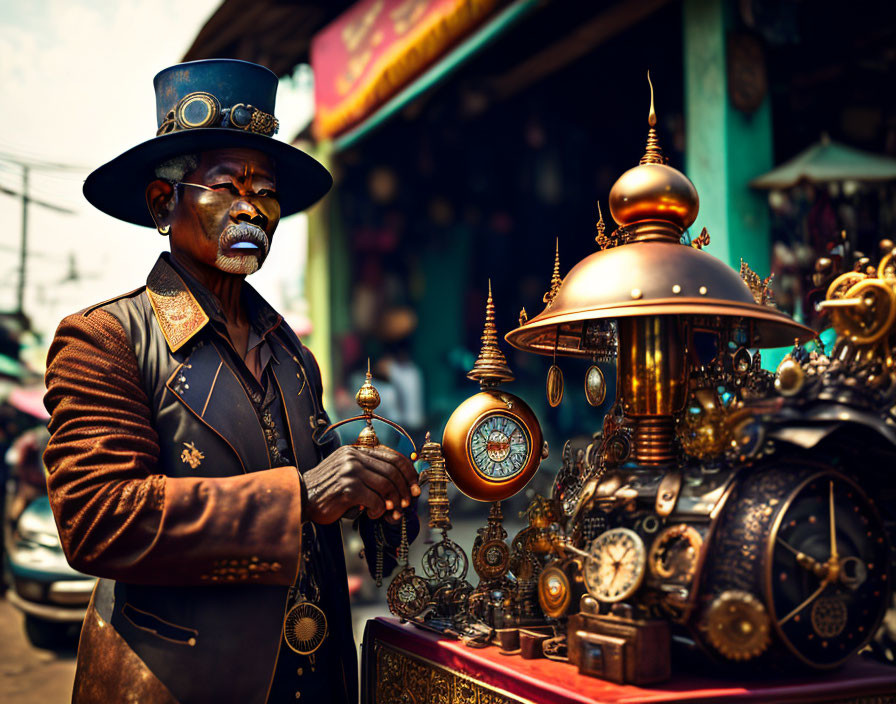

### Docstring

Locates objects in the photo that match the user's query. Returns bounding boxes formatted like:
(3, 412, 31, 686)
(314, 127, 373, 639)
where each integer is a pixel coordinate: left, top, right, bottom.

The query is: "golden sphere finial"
(607, 72, 698, 241)
(355, 358, 381, 414)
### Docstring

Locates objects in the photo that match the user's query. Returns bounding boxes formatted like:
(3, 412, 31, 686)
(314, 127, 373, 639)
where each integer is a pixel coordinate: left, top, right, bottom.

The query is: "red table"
(361, 617, 896, 703)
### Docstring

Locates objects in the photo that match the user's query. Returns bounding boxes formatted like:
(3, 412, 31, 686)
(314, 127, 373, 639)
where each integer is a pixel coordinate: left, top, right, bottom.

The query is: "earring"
(546, 345, 563, 408)
(157, 223, 170, 236)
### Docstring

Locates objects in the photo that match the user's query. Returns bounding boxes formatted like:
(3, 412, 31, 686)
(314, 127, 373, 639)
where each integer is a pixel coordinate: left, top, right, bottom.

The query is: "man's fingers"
(354, 448, 413, 506)
(351, 481, 386, 519)
(358, 446, 420, 498)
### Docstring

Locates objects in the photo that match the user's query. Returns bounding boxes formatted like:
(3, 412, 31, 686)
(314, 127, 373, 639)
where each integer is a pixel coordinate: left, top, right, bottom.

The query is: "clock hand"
(776, 537, 828, 579)
(779, 578, 829, 625)
(826, 480, 841, 581)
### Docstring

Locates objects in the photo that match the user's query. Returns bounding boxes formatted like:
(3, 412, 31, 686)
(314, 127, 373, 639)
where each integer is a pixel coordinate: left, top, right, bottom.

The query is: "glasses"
(177, 181, 279, 201)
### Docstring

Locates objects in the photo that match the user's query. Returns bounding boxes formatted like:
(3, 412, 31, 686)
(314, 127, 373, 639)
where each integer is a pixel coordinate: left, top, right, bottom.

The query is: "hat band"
(156, 91, 279, 137)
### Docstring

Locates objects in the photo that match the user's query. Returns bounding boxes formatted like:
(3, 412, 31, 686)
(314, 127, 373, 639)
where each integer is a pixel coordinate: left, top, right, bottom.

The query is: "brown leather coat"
(44, 256, 353, 703)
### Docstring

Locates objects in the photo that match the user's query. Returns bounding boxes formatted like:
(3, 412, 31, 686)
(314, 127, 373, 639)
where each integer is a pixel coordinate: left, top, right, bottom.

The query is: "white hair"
(154, 154, 199, 182)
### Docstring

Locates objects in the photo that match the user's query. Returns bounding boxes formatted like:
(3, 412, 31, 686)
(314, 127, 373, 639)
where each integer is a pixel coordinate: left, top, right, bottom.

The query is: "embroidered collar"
(146, 253, 282, 353)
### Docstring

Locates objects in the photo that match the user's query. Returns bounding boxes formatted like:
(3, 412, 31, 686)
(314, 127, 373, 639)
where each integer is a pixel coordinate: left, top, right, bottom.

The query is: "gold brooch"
(181, 442, 205, 469)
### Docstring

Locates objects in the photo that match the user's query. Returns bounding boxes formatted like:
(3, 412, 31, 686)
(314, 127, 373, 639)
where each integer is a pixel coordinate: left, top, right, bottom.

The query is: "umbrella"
(751, 135, 896, 189)
(7, 386, 49, 421)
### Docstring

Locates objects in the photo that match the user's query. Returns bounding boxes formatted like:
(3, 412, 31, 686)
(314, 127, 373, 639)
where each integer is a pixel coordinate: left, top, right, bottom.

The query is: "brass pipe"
(616, 316, 686, 466)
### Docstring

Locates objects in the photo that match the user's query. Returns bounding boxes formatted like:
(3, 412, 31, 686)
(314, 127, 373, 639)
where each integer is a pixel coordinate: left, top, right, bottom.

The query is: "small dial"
(768, 472, 889, 668)
(649, 524, 703, 583)
(584, 528, 647, 603)
(468, 413, 531, 481)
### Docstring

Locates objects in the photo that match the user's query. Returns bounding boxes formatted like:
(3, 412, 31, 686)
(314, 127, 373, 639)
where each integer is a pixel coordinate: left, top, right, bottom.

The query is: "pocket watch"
(442, 284, 545, 501)
(583, 527, 647, 603)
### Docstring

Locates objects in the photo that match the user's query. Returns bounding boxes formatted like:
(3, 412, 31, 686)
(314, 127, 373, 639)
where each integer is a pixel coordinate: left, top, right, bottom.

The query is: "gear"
(705, 590, 771, 662)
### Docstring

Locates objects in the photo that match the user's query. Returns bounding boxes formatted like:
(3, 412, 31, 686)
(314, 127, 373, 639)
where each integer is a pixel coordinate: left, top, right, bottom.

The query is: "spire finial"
(543, 238, 562, 307)
(641, 70, 665, 165)
(647, 70, 657, 127)
(468, 281, 514, 388)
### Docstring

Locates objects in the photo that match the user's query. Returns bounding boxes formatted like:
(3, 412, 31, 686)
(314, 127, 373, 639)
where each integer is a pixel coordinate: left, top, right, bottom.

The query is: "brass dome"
(505, 241, 813, 356)
(505, 80, 813, 357)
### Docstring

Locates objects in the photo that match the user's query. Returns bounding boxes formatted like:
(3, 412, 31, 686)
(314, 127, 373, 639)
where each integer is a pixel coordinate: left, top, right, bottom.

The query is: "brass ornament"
(542, 239, 563, 309)
(157, 223, 170, 236)
(180, 441, 204, 469)
(473, 538, 510, 580)
(467, 280, 514, 387)
(387, 567, 429, 620)
(648, 524, 702, 582)
(810, 596, 848, 638)
(283, 600, 328, 656)
(546, 363, 563, 407)
(584, 364, 606, 406)
(690, 227, 710, 250)
(774, 357, 805, 397)
(538, 564, 572, 618)
(174, 91, 221, 130)
(705, 590, 771, 662)
(739, 260, 775, 306)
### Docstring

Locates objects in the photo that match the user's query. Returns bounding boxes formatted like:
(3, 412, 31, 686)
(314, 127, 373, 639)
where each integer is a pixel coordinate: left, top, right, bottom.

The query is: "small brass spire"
(595, 201, 607, 247)
(468, 280, 514, 388)
(640, 71, 665, 166)
(543, 238, 562, 307)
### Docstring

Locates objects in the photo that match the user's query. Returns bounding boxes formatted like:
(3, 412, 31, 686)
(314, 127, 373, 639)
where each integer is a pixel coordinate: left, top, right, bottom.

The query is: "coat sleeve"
(43, 310, 304, 587)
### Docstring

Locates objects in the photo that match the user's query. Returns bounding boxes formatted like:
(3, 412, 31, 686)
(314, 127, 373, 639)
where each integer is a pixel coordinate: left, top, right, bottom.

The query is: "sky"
(0, 0, 315, 363)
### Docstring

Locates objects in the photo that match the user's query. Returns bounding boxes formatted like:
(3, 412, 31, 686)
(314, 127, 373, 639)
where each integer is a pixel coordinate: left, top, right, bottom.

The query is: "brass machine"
(380, 76, 894, 684)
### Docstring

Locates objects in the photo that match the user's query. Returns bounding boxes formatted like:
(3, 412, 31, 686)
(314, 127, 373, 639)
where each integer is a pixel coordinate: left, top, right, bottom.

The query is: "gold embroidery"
(181, 442, 205, 469)
(146, 259, 210, 352)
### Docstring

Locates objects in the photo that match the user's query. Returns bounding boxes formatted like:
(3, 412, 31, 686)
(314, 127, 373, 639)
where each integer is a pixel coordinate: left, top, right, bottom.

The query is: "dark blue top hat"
(84, 59, 332, 227)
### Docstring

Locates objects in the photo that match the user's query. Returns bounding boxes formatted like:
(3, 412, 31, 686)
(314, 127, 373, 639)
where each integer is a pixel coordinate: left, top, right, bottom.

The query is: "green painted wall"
(683, 0, 773, 277)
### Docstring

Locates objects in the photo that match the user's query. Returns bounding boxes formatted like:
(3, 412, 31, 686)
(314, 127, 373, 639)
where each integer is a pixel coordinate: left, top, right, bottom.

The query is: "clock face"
(584, 528, 647, 603)
(467, 413, 531, 481)
(768, 473, 889, 667)
(649, 524, 703, 583)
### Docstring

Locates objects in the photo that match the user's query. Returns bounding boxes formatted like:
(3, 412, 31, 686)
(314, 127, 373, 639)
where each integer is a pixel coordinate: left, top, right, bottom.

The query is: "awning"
(751, 136, 896, 189)
(311, 0, 537, 146)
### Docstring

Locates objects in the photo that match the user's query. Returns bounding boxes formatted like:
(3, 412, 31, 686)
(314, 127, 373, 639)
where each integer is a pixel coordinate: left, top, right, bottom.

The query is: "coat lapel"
(269, 335, 321, 472)
(165, 338, 271, 474)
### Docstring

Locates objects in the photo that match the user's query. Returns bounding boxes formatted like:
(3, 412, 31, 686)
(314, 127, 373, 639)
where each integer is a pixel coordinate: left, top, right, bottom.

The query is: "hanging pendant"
(283, 599, 328, 667)
(546, 364, 564, 407)
(584, 364, 606, 406)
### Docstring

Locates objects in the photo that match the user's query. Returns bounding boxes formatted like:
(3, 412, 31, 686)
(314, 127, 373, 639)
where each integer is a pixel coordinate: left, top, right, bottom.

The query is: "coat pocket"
(121, 602, 198, 647)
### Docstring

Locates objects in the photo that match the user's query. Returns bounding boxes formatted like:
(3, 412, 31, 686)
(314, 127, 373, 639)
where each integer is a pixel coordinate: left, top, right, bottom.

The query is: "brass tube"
(616, 316, 686, 465)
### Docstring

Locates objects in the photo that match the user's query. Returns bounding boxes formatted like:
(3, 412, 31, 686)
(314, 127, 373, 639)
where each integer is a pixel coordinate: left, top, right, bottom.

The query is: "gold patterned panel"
(374, 642, 529, 704)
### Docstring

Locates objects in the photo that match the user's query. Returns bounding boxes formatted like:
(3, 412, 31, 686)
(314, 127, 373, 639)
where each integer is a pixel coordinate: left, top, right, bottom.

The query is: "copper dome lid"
(506, 76, 813, 357)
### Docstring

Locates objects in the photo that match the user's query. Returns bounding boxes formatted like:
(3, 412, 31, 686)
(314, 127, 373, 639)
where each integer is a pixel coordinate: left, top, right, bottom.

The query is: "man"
(43, 59, 419, 703)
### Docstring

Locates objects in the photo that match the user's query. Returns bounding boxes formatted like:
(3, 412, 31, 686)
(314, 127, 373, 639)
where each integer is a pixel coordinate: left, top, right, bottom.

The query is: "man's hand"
(302, 445, 420, 524)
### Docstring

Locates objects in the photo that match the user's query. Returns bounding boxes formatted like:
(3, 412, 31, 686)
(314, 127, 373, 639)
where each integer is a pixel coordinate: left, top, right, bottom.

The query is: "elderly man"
(43, 59, 419, 703)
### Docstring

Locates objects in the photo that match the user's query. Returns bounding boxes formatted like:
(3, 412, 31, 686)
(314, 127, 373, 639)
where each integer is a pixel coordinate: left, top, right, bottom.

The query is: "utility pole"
(16, 165, 29, 316)
(0, 152, 79, 321)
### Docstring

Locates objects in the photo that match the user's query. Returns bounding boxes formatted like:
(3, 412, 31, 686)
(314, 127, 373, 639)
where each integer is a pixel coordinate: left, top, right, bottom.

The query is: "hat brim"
(83, 128, 333, 227)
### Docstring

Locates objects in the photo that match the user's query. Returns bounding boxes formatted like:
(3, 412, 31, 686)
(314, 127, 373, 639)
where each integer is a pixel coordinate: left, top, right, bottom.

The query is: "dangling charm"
(546, 349, 563, 408)
(584, 360, 606, 407)
(386, 515, 429, 620)
(283, 599, 328, 665)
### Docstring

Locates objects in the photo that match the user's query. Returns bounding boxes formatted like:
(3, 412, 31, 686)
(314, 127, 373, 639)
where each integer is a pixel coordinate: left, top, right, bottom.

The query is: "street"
(0, 596, 77, 703)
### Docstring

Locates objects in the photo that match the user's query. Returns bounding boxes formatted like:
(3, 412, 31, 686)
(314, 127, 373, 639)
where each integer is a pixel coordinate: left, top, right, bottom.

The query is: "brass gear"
(705, 590, 771, 662)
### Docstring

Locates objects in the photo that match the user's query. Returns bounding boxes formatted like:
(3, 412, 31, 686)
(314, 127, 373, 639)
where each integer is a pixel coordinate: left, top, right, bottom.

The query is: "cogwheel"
(705, 590, 771, 662)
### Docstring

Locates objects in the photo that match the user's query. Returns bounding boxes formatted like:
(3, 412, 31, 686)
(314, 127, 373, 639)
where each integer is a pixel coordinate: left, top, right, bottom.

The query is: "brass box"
(568, 612, 671, 685)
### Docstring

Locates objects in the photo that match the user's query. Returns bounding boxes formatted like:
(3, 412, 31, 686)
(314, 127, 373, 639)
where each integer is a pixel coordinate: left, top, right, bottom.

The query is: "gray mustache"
(220, 222, 269, 254)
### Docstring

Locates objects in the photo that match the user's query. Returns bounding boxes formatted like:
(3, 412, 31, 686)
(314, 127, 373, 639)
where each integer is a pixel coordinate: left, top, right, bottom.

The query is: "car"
(3, 426, 95, 649)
